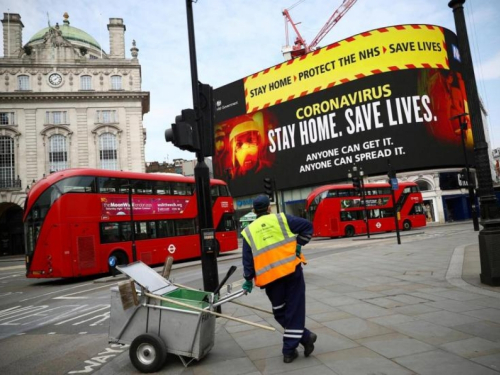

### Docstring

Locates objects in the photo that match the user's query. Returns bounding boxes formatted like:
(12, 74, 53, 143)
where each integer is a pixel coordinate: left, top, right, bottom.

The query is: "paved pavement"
(3, 223, 500, 374)
(133, 225, 500, 375)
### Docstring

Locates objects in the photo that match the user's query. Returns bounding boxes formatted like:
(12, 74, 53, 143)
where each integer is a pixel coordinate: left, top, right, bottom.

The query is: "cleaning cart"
(108, 261, 272, 373)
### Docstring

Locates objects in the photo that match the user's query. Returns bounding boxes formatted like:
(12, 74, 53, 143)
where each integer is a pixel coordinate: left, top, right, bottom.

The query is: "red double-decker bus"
(305, 181, 426, 238)
(23, 168, 238, 278)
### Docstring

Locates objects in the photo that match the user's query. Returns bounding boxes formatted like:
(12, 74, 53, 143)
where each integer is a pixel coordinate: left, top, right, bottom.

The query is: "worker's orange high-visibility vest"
(242, 213, 306, 287)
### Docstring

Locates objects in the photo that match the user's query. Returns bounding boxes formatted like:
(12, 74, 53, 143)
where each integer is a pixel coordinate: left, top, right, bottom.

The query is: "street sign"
(390, 178, 399, 191)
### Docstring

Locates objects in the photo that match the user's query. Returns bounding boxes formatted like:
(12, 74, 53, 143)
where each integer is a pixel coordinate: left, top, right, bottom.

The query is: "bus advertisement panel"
(213, 25, 473, 197)
(305, 182, 426, 238)
(23, 169, 238, 279)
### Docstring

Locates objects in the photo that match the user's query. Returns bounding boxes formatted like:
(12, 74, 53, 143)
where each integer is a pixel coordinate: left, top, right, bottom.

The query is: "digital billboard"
(213, 25, 473, 197)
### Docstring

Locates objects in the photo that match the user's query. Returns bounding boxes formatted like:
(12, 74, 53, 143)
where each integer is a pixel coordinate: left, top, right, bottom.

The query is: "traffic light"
(165, 109, 200, 152)
(263, 177, 274, 202)
(198, 82, 215, 157)
(352, 176, 361, 192)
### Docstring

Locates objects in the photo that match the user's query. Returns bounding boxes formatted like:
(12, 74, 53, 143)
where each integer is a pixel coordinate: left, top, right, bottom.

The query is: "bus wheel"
(403, 220, 412, 231)
(129, 333, 167, 373)
(345, 226, 355, 237)
(109, 251, 128, 273)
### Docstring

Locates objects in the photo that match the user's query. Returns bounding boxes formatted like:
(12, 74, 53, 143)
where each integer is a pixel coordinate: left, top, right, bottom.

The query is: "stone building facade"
(0, 12, 150, 256)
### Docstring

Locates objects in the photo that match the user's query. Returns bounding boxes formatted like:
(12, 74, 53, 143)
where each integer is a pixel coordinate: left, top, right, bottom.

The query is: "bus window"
(340, 211, 364, 221)
(56, 176, 96, 193)
(135, 222, 148, 240)
(120, 222, 132, 241)
(219, 185, 230, 197)
(101, 223, 120, 243)
(155, 181, 171, 195)
(217, 213, 236, 232)
(147, 221, 157, 239)
(327, 190, 337, 198)
(409, 203, 424, 215)
(176, 219, 196, 236)
(158, 220, 175, 237)
(98, 177, 120, 194)
(172, 182, 193, 196)
(210, 185, 220, 197)
(133, 180, 153, 195)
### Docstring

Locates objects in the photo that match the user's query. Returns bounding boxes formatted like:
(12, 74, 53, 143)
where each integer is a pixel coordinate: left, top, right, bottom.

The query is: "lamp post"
(348, 164, 370, 239)
(451, 112, 479, 231)
(449, 0, 500, 285)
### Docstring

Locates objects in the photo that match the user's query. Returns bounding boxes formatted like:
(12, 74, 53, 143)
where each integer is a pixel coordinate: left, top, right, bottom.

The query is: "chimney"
(107, 18, 126, 59)
(2, 13, 24, 58)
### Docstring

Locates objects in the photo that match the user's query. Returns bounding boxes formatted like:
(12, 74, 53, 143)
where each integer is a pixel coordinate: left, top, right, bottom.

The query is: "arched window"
(80, 75, 92, 90)
(99, 132, 118, 170)
(0, 136, 15, 187)
(18, 75, 30, 90)
(49, 134, 68, 172)
(111, 75, 122, 90)
(416, 180, 432, 191)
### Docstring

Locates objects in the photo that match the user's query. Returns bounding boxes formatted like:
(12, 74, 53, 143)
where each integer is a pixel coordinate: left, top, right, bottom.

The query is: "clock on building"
(48, 72, 63, 87)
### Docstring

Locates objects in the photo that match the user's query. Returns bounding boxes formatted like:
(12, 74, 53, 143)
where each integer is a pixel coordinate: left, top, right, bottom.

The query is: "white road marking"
(55, 305, 110, 326)
(0, 274, 22, 280)
(68, 344, 129, 374)
(0, 305, 47, 324)
(20, 282, 95, 302)
(48, 332, 56, 335)
(53, 284, 116, 300)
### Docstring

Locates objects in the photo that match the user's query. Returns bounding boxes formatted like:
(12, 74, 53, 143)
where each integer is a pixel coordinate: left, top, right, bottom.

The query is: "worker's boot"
(283, 349, 298, 363)
(303, 332, 317, 357)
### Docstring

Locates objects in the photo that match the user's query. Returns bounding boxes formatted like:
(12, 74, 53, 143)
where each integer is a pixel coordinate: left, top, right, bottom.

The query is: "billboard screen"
(213, 25, 474, 197)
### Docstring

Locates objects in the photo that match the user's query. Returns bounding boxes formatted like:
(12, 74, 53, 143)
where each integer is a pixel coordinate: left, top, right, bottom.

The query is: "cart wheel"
(129, 333, 167, 373)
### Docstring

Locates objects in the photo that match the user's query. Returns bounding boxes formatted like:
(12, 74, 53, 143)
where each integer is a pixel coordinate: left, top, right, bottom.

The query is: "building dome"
(27, 14, 101, 50)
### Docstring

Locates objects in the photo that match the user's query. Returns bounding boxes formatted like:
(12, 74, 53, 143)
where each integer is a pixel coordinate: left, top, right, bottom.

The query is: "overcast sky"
(3, 0, 499, 163)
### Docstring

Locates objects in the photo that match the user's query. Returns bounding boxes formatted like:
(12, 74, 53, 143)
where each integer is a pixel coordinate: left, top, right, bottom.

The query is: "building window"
(0, 112, 15, 126)
(111, 75, 122, 90)
(0, 136, 15, 185)
(99, 133, 118, 170)
(80, 75, 92, 90)
(45, 111, 68, 125)
(49, 134, 68, 172)
(18, 75, 30, 90)
(95, 110, 118, 124)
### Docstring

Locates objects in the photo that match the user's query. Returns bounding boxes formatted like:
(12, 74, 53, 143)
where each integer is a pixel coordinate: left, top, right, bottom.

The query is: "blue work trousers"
(264, 264, 312, 355)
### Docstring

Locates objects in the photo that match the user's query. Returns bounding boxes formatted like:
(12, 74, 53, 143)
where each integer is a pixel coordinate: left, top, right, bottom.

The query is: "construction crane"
(282, 0, 357, 60)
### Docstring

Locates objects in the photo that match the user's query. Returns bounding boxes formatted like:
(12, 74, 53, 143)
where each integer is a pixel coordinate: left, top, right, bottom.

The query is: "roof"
(28, 21, 101, 50)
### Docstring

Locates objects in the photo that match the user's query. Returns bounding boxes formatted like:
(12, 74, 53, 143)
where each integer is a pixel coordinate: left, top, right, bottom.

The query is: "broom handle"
(172, 282, 273, 315)
(230, 300, 273, 314)
(144, 292, 275, 332)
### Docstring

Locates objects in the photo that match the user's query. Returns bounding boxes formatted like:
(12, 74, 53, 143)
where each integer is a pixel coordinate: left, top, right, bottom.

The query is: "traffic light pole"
(449, 0, 500, 286)
(185, 0, 219, 293)
(453, 113, 479, 231)
(388, 160, 401, 245)
(359, 176, 370, 239)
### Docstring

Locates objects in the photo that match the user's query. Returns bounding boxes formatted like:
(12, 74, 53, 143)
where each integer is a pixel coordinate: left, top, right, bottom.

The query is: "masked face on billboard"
(233, 130, 260, 172)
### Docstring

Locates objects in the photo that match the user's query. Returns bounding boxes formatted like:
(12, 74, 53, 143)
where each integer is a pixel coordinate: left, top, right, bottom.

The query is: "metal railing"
(0, 177, 22, 189)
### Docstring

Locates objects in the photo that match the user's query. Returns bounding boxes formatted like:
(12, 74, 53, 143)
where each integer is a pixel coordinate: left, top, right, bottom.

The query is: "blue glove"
(242, 280, 253, 294)
(296, 244, 302, 257)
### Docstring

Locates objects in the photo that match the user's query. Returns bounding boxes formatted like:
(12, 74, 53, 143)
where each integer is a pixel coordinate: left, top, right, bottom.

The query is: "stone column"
(2, 13, 24, 58)
(107, 18, 126, 59)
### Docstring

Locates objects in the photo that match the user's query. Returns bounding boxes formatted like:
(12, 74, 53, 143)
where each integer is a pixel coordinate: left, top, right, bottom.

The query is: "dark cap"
(253, 195, 270, 211)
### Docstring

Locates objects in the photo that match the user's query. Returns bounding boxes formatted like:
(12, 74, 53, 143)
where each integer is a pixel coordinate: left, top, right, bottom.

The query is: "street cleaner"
(241, 194, 316, 363)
